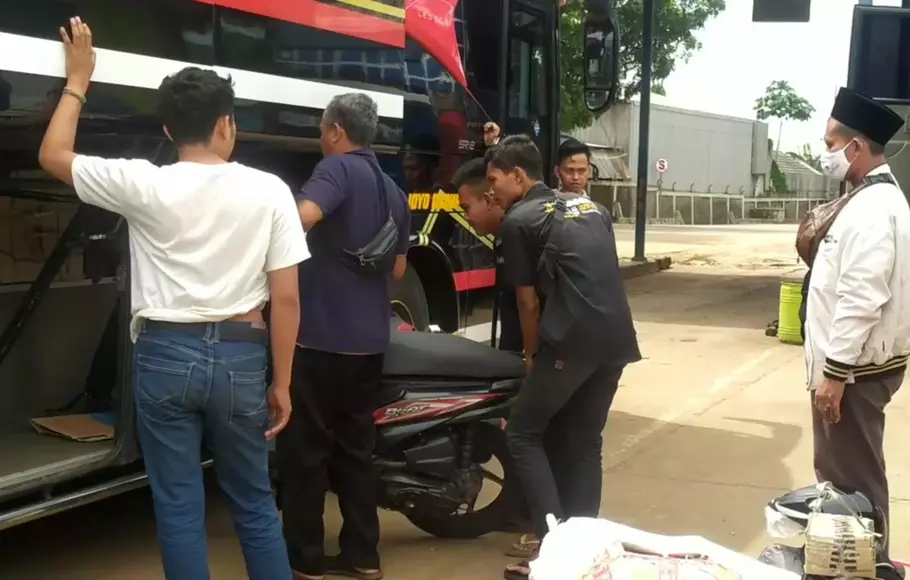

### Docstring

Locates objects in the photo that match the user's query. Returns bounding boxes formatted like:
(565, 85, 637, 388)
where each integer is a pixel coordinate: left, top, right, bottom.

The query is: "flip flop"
(505, 534, 540, 558)
(503, 560, 531, 580)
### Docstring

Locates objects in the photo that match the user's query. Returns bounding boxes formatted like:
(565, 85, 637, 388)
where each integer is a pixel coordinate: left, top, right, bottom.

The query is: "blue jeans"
(133, 323, 291, 580)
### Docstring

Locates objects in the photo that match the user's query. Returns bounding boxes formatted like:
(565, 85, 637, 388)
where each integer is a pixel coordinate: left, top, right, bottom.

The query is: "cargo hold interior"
(0, 194, 122, 497)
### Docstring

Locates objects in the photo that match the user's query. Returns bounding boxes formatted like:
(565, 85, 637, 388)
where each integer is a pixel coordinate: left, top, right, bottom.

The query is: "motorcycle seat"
(383, 331, 526, 379)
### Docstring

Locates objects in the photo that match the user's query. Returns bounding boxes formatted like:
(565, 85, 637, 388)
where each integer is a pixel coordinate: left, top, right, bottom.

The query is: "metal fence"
(589, 183, 830, 226)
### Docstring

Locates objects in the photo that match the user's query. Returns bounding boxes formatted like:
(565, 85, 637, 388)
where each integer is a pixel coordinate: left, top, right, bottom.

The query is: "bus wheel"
(391, 266, 430, 331)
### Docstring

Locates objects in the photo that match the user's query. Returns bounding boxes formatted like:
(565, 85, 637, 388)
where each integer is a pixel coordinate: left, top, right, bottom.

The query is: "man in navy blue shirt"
(277, 93, 410, 580)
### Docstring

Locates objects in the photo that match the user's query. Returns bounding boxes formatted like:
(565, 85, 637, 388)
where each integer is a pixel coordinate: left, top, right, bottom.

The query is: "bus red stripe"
(195, 0, 405, 48)
(453, 268, 496, 291)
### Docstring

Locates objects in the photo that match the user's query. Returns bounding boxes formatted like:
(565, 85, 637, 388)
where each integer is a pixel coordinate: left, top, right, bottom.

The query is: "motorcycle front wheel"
(406, 422, 519, 539)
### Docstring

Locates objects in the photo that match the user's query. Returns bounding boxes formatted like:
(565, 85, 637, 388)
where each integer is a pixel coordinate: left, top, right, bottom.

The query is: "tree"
(791, 143, 821, 172)
(770, 160, 788, 194)
(558, 0, 726, 132)
(754, 80, 815, 157)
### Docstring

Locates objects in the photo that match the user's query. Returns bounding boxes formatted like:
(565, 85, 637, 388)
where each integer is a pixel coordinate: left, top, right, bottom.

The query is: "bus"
(0, 0, 615, 527)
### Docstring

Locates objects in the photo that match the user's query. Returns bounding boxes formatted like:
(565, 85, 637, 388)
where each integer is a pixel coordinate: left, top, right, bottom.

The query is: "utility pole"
(633, 0, 654, 261)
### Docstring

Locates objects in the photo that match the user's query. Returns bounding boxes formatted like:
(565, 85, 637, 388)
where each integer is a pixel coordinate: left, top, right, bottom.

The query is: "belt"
(143, 320, 268, 343)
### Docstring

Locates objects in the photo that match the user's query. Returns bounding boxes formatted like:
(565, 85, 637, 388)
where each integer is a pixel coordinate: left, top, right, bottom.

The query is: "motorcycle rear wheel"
(406, 422, 518, 539)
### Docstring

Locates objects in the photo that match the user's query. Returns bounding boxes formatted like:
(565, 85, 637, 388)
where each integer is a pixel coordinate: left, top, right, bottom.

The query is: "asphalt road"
(616, 222, 798, 237)
(614, 222, 799, 269)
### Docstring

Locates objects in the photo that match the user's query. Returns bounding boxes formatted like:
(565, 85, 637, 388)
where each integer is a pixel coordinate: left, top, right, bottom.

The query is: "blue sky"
(655, 0, 903, 154)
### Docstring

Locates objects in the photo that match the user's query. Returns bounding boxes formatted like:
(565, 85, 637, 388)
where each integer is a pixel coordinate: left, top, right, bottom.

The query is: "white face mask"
(819, 141, 856, 180)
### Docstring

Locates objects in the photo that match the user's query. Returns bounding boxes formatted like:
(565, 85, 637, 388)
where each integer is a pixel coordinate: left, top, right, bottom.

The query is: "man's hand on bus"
(483, 122, 501, 147)
(266, 384, 292, 439)
(60, 17, 95, 94)
(38, 17, 96, 186)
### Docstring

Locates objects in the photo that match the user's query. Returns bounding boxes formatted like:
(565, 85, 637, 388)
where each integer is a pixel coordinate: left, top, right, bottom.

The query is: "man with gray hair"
(277, 92, 410, 580)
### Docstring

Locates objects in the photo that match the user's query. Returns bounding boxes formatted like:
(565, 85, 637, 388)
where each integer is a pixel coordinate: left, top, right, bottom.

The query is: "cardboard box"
(30, 412, 115, 443)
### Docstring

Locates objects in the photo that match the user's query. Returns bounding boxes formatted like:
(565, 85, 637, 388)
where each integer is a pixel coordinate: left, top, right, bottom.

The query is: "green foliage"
(791, 143, 821, 171)
(755, 81, 815, 156)
(754, 80, 815, 123)
(559, 0, 726, 132)
(770, 159, 789, 193)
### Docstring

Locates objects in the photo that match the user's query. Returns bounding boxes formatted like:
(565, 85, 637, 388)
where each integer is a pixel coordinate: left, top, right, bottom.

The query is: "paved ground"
(615, 223, 801, 270)
(4, 224, 910, 578)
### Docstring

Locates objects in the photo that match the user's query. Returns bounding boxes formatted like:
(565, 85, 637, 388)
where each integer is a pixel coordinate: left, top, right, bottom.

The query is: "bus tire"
(391, 266, 430, 331)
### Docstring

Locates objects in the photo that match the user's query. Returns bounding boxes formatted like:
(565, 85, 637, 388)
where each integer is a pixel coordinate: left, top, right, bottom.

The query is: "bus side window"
(462, 0, 503, 120)
(506, 10, 548, 143)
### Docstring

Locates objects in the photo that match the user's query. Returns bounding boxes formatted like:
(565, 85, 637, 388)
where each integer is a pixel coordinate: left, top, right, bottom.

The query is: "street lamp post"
(633, 0, 655, 261)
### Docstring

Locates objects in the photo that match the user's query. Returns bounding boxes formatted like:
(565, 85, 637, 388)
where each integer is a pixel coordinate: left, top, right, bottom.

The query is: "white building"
(570, 101, 772, 196)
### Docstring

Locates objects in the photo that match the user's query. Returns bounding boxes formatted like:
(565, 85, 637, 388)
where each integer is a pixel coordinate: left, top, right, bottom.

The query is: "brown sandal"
(504, 534, 540, 558)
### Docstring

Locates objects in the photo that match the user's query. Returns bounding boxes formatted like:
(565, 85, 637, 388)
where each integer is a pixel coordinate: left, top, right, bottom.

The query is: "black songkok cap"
(830, 87, 904, 147)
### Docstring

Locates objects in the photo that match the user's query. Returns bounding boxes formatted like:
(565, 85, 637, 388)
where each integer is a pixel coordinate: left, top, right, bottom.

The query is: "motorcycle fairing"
(374, 394, 508, 425)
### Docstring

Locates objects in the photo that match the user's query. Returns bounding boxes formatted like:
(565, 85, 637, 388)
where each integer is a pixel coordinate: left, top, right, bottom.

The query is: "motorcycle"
(275, 328, 526, 539)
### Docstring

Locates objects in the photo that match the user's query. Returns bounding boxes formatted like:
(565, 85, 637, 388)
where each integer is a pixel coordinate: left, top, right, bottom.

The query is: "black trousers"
(506, 345, 622, 539)
(511, 424, 584, 533)
(276, 347, 384, 575)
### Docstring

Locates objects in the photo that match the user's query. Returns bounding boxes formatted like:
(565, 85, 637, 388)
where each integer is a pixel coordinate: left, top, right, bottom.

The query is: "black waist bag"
(537, 194, 641, 364)
(337, 158, 400, 276)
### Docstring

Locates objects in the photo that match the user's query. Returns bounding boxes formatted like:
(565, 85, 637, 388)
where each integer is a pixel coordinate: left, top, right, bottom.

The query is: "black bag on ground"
(536, 193, 641, 363)
(337, 157, 400, 275)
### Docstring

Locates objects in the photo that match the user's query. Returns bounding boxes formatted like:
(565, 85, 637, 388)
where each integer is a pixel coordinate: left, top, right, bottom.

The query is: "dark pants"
(512, 430, 578, 532)
(812, 373, 903, 554)
(506, 345, 622, 539)
(134, 324, 291, 580)
(277, 348, 383, 575)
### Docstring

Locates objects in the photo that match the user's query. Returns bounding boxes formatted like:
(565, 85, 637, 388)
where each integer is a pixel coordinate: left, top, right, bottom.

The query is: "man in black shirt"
(486, 136, 640, 580)
(555, 138, 593, 197)
(455, 158, 546, 559)
(453, 158, 522, 353)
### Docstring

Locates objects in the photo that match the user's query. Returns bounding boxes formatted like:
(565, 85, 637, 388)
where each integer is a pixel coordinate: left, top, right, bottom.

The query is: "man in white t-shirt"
(37, 18, 308, 580)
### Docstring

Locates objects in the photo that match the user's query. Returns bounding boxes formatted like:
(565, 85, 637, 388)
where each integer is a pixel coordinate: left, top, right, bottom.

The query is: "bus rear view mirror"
(583, 0, 619, 114)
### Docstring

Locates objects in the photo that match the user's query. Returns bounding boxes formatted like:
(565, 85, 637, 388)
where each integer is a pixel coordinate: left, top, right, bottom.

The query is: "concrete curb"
(620, 256, 673, 280)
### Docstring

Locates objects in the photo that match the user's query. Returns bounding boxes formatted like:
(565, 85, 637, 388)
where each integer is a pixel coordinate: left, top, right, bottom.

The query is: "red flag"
(405, 0, 468, 90)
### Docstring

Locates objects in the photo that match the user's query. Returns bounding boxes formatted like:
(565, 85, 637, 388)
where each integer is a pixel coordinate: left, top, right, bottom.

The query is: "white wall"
(575, 102, 766, 196)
